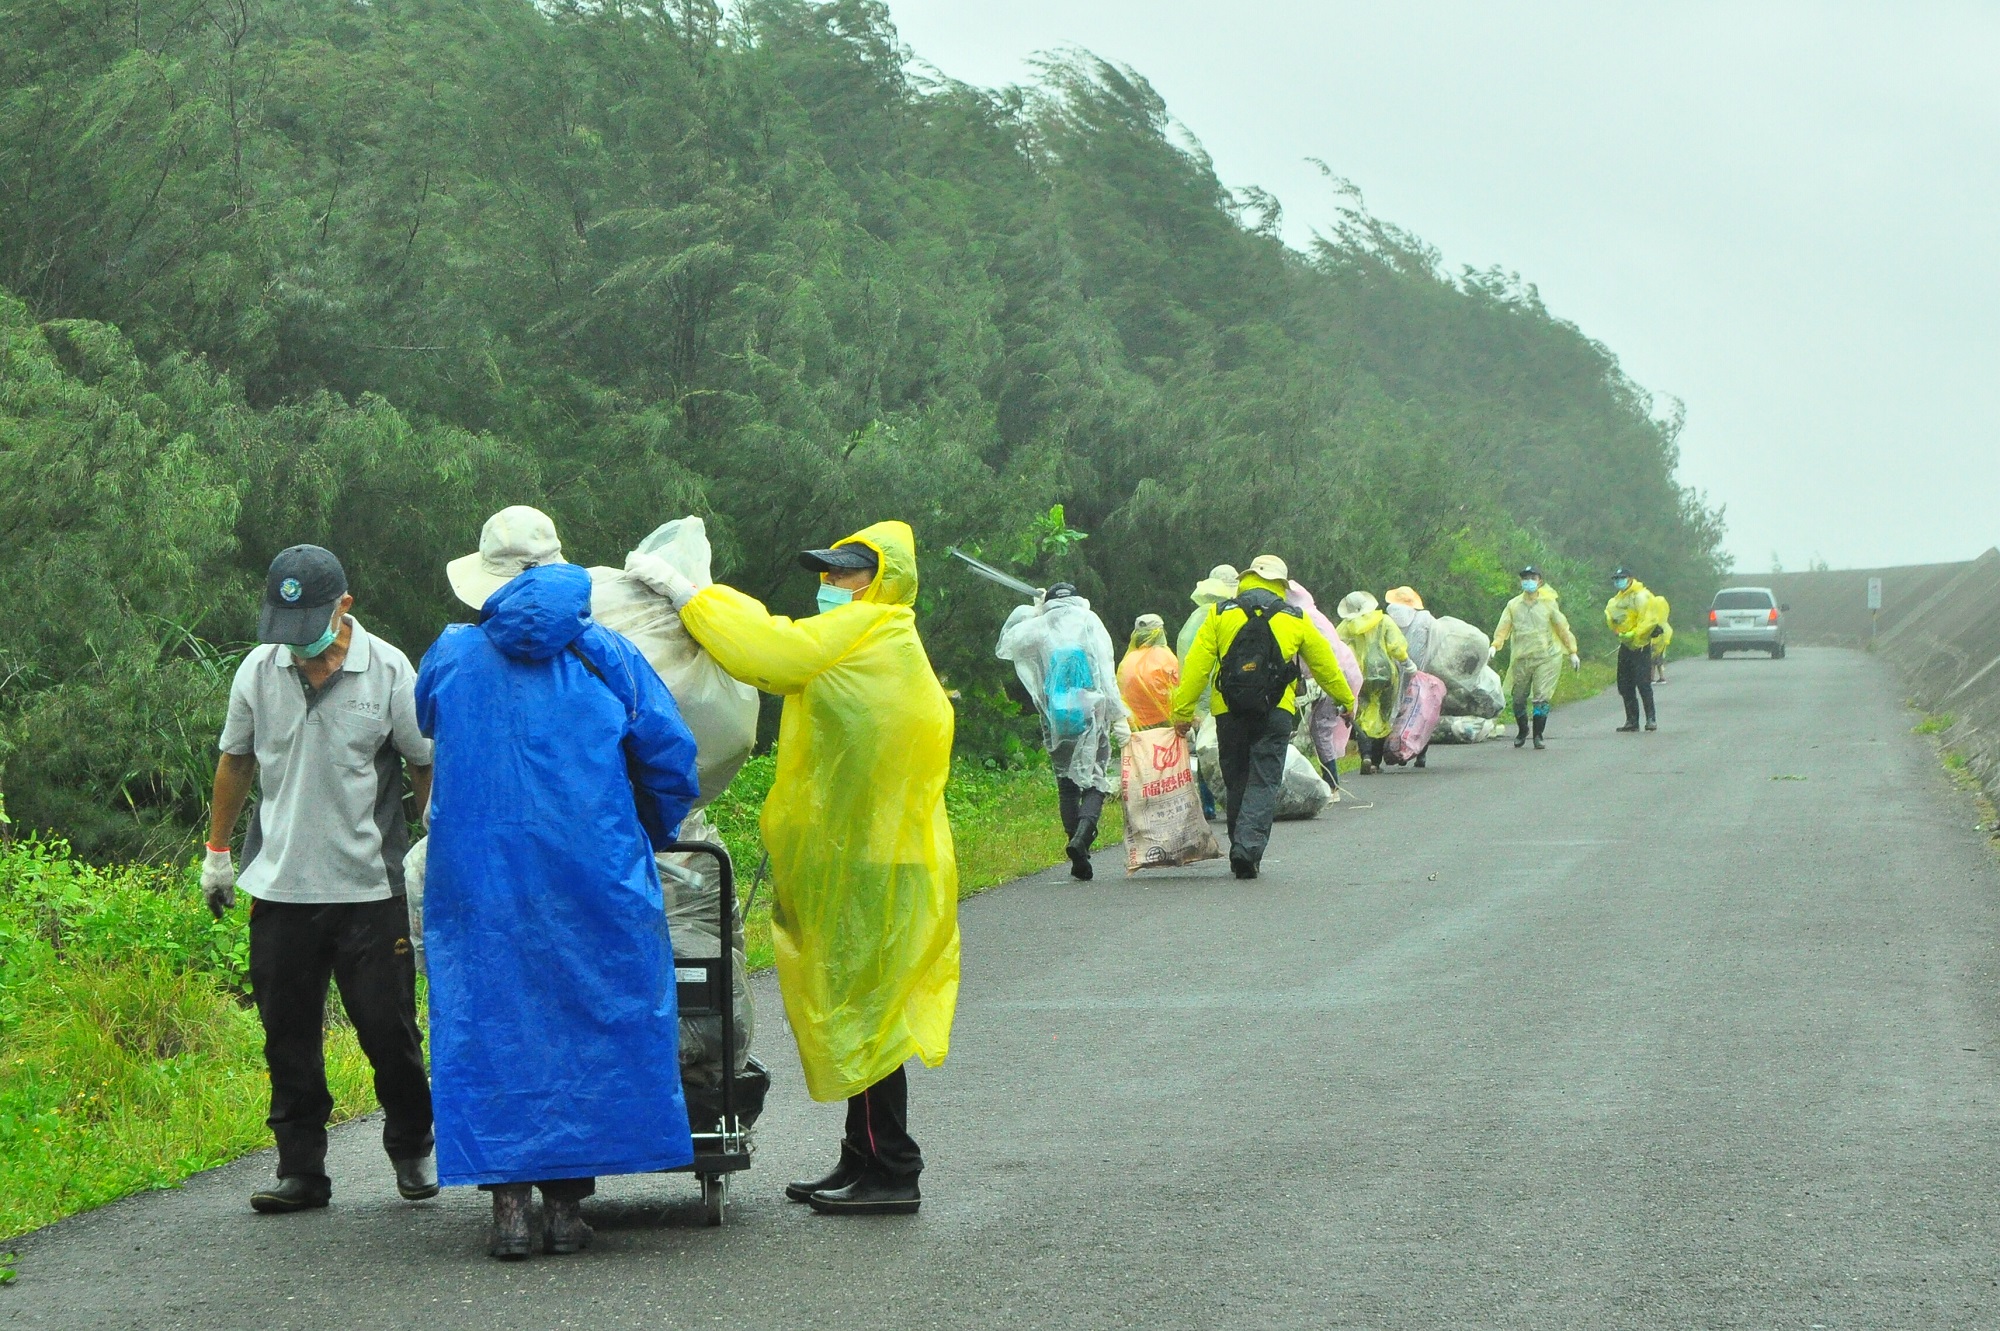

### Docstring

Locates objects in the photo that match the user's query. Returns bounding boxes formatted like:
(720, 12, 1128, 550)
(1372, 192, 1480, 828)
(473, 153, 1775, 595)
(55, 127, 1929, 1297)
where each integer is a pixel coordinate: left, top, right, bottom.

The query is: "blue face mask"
(816, 583, 855, 614)
(288, 610, 342, 659)
(1520, 579, 1539, 593)
(1614, 577, 1630, 591)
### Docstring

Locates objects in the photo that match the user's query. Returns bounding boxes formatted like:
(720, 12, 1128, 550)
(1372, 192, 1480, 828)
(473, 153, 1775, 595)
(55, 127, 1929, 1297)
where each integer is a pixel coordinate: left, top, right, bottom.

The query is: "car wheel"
(1772, 644, 1786, 659)
(1708, 647, 1722, 660)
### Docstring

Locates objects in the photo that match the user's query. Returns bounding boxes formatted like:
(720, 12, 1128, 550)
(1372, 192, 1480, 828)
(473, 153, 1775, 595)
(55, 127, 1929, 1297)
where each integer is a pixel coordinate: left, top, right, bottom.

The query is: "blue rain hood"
(415, 579, 702, 1186)
(480, 563, 592, 661)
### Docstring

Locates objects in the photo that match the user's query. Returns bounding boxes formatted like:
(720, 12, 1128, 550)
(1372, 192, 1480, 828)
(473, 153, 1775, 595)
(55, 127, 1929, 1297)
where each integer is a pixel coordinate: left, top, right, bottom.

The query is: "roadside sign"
(1867, 577, 1883, 611)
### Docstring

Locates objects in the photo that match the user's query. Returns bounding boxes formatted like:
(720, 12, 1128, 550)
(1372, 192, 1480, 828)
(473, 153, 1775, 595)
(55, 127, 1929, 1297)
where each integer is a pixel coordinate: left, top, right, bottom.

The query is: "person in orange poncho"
(1117, 614, 1181, 730)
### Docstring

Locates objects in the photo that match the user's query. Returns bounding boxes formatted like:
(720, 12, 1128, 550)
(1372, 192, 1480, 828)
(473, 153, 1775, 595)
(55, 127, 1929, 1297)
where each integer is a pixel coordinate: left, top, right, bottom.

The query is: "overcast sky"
(882, 0, 2000, 573)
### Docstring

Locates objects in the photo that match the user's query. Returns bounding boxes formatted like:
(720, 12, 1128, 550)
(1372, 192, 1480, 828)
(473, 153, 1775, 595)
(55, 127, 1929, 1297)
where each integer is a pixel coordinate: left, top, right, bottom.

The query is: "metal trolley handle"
(663, 839, 737, 1133)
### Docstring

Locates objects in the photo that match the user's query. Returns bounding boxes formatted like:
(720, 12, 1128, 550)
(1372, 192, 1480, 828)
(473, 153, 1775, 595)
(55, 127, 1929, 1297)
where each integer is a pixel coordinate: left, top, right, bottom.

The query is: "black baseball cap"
(1612, 566, 1634, 581)
(259, 545, 348, 645)
(797, 542, 880, 574)
(1519, 565, 1542, 579)
(1044, 583, 1079, 600)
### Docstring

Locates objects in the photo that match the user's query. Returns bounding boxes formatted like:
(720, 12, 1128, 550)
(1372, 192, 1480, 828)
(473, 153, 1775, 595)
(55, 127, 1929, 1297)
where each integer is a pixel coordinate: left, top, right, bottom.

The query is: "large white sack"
(1275, 745, 1331, 820)
(589, 517, 759, 808)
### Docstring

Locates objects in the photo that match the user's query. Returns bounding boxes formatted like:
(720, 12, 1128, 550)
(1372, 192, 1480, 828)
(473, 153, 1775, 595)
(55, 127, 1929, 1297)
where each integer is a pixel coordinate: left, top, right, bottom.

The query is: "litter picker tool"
(947, 547, 1041, 599)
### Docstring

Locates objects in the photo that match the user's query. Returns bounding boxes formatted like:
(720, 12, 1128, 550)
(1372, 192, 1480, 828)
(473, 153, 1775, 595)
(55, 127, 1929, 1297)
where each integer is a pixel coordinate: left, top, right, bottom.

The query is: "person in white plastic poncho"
(626, 522, 958, 1218)
(996, 584, 1131, 882)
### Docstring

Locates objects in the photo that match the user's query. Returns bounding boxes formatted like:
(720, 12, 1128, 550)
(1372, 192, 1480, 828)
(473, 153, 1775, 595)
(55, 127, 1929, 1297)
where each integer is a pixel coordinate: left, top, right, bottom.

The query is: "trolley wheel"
(700, 1172, 728, 1227)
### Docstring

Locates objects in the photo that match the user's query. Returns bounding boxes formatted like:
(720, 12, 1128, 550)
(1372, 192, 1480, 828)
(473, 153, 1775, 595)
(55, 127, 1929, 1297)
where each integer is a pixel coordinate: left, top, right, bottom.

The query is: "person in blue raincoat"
(415, 560, 701, 1261)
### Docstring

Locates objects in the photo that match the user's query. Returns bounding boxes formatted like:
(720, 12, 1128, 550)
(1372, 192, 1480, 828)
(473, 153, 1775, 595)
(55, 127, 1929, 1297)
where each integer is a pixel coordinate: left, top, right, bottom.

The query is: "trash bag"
(1299, 676, 1353, 772)
(403, 834, 428, 973)
(1194, 714, 1222, 797)
(1434, 715, 1499, 744)
(589, 517, 759, 807)
(1121, 726, 1222, 871)
(1275, 745, 1332, 819)
(658, 810, 753, 1088)
(1385, 603, 1439, 674)
(1427, 616, 1493, 696)
(1384, 670, 1446, 765)
(1446, 665, 1506, 719)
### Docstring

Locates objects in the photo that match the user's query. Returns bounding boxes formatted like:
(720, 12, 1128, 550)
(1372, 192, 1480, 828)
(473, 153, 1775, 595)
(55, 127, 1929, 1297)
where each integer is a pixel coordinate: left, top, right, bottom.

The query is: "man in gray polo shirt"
(201, 545, 438, 1214)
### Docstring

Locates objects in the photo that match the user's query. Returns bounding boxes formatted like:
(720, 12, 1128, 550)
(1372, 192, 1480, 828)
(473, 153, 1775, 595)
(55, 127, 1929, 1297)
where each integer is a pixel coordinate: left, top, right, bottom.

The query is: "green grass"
(0, 840, 376, 1240)
(1914, 712, 1956, 736)
(1, 755, 1114, 1239)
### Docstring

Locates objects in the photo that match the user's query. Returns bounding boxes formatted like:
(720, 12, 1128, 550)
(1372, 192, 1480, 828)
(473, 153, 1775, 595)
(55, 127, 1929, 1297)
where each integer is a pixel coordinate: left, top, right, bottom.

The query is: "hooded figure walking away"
(997, 586, 1131, 881)
(1604, 567, 1669, 732)
(1117, 614, 1182, 731)
(1334, 591, 1412, 775)
(629, 521, 960, 1217)
(1490, 566, 1580, 750)
(1172, 556, 1352, 879)
(417, 514, 701, 1260)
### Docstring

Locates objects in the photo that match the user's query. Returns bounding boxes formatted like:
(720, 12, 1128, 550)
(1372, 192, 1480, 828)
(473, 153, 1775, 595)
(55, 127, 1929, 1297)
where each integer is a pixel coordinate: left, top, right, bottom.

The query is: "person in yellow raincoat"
(626, 521, 958, 1217)
(1491, 565, 1579, 750)
(1170, 555, 1352, 880)
(1118, 614, 1181, 730)
(1649, 595, 1673, 684)
(1333, 591, 1411, 775)
(1605, 567, 1669, 733)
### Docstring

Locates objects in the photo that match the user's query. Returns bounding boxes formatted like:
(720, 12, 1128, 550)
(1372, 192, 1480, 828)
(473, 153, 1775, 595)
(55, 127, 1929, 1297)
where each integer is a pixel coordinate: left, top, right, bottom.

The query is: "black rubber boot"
(1617, 698, 1640, 732)
(1066, 818, 1098, 881)
(808, 1165, 921, 1216)
(1513, 715, 1529, 748)
(786, 1147, 865, 1203)
(1532, 715, 1547, 750)
(488, 1185, 533, 1260)
(250, 1175, 331, 1214)
(1231, 855, 1259, 880)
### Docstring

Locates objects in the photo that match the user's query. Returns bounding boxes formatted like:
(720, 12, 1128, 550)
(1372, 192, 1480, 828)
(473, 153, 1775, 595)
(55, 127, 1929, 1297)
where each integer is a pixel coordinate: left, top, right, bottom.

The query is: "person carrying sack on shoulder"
(1335, 591, 1412, 775)
(1170, 555, 1353, 880)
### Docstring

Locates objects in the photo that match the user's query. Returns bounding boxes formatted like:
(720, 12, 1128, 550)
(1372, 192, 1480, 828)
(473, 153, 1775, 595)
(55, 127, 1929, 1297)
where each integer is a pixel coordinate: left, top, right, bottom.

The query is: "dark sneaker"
(250, 1175, 330, 1214)
(489, 1184, 533, 1260)
(543, 1198, 592, 1255)
(394, 1154, 439, 1200)
(808, 1167, 920, 1216)
(1616, 723, 1639, 733)
(786, 1150, 866, 1204)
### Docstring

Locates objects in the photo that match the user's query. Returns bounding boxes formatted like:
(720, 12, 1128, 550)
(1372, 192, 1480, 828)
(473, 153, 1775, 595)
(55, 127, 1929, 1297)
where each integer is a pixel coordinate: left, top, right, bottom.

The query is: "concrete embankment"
(1748, 550, 2000, 798)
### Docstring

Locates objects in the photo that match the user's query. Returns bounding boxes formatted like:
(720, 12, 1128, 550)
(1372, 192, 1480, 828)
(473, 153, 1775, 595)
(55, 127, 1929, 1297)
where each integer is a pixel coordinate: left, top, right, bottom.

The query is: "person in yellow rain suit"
(1170, 555, 1353, 881)
(626, 521, 957, 1217)
(1333, 591, 1411, 776)
(1491, 565, 1579, 751)
(1605, 566, 1669, 733)
(1118, 613, 1181, 730)
(1649, 594, 1673, 684)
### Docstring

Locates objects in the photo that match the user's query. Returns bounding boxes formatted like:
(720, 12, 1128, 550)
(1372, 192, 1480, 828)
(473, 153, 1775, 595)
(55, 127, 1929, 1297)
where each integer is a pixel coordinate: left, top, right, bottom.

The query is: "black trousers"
(1616, 645, 1657, 724)
(1056, 776, 1106, 843)
(844, 1065, 922, 1179)
(249, 896, 434, 1180)
(1215, 707, 1294, 867)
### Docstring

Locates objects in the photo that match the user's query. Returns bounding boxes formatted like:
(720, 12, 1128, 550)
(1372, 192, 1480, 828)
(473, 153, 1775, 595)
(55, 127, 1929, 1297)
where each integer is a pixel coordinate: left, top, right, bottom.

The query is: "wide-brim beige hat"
(448, 505, 566, 609)
(1246, 554, 1288, 583)
(1384, 586, 1424, 610)
(1191, 563, 1240, 605)
(1337, 590, 1379, 621)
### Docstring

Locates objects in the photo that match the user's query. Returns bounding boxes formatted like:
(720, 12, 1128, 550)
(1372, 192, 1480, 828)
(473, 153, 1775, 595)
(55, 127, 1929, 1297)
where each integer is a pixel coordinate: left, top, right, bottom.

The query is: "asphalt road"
(10, 647, 2000, 1329)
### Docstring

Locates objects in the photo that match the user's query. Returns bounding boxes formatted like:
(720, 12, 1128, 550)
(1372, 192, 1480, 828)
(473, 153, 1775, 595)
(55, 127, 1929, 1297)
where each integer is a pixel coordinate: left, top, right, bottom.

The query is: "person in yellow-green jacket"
(1491, 565, 1579, 750)
(1605, 566, 1668, 733)
(1650, 594, 1674, 684)
(1333, 590, 1412, 775)
(1170, 555, 1354, 880)
(625, 521, 958, 1218)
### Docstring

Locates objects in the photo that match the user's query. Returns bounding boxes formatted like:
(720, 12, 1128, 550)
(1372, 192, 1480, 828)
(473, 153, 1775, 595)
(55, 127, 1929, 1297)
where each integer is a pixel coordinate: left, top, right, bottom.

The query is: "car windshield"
(1713, 590, 1775, 610)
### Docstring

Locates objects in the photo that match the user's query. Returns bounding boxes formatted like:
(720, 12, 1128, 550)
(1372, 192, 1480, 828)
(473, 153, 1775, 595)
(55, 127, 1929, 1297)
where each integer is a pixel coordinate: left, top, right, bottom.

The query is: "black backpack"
(1216, 590, 1302, 715)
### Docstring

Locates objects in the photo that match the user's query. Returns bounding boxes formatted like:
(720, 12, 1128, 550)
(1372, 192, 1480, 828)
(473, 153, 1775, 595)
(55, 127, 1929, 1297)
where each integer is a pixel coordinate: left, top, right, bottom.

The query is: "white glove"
(1569, 654, 1581, 671)
(625, 552, 699, 609)
(201, 847, 237, 918)
(1112, 718, 1132, 746)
